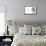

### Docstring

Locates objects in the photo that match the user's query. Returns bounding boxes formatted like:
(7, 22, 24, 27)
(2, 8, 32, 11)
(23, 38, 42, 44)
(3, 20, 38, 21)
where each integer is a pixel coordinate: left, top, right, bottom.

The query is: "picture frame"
(24, 6, 37, 15)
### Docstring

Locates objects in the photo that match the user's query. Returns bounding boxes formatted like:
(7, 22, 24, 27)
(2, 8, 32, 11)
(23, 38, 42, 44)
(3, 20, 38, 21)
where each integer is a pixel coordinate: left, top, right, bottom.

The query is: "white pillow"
(8, 26, 19, 36)
(24, 24, 32, 29)
(32, 26, 41, 35)
(24, 24, 32, 35)
(19, 27, 32, 35)
(24, 27, 32, 35)
(42, 25, 46, 33)
(19, 27, 25, 34)
(41, 25, 45, 35)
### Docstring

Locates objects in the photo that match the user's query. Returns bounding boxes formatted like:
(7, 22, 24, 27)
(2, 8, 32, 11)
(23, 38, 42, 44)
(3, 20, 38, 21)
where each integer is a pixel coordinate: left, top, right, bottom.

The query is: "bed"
(11, 33, 46, 46)
(11, 22, 46, 46)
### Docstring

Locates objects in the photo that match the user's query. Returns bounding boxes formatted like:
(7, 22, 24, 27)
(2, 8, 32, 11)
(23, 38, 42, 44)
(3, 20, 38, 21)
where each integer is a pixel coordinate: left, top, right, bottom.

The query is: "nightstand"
(2, 36, 13, 46)
(3, 41, 12, 46)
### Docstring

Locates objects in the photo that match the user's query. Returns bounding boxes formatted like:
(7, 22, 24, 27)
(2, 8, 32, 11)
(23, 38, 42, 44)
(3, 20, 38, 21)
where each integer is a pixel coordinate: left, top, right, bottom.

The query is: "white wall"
(0, 0, 46, 22)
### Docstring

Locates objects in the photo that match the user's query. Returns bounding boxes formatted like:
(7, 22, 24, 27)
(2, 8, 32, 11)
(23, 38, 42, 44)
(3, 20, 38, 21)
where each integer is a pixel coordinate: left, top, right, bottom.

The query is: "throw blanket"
(11, 33, 46, 46)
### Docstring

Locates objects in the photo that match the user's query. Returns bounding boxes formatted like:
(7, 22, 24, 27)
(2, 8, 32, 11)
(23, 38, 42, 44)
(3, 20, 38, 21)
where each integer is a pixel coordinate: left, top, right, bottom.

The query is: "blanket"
(11, 33, 46, 46)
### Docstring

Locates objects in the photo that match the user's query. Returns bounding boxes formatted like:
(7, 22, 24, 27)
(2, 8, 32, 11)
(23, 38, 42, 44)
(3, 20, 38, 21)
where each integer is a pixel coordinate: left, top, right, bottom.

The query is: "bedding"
(24, 24, 32, 35)
(8, 26, 19, 36)
(11, 33, 46, 46)
(24, 27, 32, 35)
(19, 27, 25, 34)
(32, 26, 41, 35)
(24, 24, 32, 28)
(42, 25, 46, 34)
(19, 27, 32, 35)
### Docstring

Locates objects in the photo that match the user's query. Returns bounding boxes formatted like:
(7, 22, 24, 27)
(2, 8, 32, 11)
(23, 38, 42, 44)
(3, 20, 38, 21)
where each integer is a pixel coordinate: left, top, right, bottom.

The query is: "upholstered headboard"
(6, 20, 46, 27)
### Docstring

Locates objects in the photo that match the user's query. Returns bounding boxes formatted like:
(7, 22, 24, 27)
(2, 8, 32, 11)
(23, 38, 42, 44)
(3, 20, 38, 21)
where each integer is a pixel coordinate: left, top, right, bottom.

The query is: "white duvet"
(11, 33, 46, 46)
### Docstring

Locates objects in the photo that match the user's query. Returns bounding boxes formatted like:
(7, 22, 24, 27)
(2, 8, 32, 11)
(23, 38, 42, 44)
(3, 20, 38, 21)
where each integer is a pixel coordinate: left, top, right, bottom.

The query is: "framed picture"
(24, 6, 37, 15)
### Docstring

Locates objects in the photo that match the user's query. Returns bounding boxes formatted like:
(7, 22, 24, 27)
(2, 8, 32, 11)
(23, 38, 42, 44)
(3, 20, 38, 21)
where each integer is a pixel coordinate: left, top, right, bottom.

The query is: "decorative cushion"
(24, 24, 32, 29)
(19, 27, 25, 34)
(42, 25, 46, 33)
(8, 26, 19, 36)
(24, 24, 32, 35)
(24, 27, 32, 35)
(32, 26, 41, 35)
(19, 27, 32, 35)
(32, 27, 37, 35)
(42, 25, 46, 35)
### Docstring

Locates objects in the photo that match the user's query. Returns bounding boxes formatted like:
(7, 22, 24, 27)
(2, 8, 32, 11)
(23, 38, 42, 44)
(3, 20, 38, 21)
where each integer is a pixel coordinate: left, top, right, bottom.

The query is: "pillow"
(42, 25, 46, 35)
(35, 27, 41, 35)
(42, 25, 46, 33)
(32, 27, 36, 35)
(19, 27, 32, 35)
(24, 24, 32, 29)
(24, 27, 32, 35)
(40, 25, 45, 35)
(24, 24, 32, 35)
(32, 26, 41, 35)
(19, 27, 25, 34)
(8, 26, 19, 36)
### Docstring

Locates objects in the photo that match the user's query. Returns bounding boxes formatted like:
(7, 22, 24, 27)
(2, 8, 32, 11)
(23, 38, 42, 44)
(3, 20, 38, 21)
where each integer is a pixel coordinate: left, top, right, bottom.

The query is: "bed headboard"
(6, 20, 46, 27)
(14, 21, 46, 27)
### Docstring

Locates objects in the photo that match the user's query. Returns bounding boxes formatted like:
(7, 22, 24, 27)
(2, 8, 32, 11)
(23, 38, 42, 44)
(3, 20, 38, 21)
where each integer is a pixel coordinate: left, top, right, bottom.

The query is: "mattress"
(11, 33, 46, 46)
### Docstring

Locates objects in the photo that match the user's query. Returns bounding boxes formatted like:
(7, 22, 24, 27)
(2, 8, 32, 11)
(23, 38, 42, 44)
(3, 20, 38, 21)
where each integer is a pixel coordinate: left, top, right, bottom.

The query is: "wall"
(0, 0, 46, 22)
